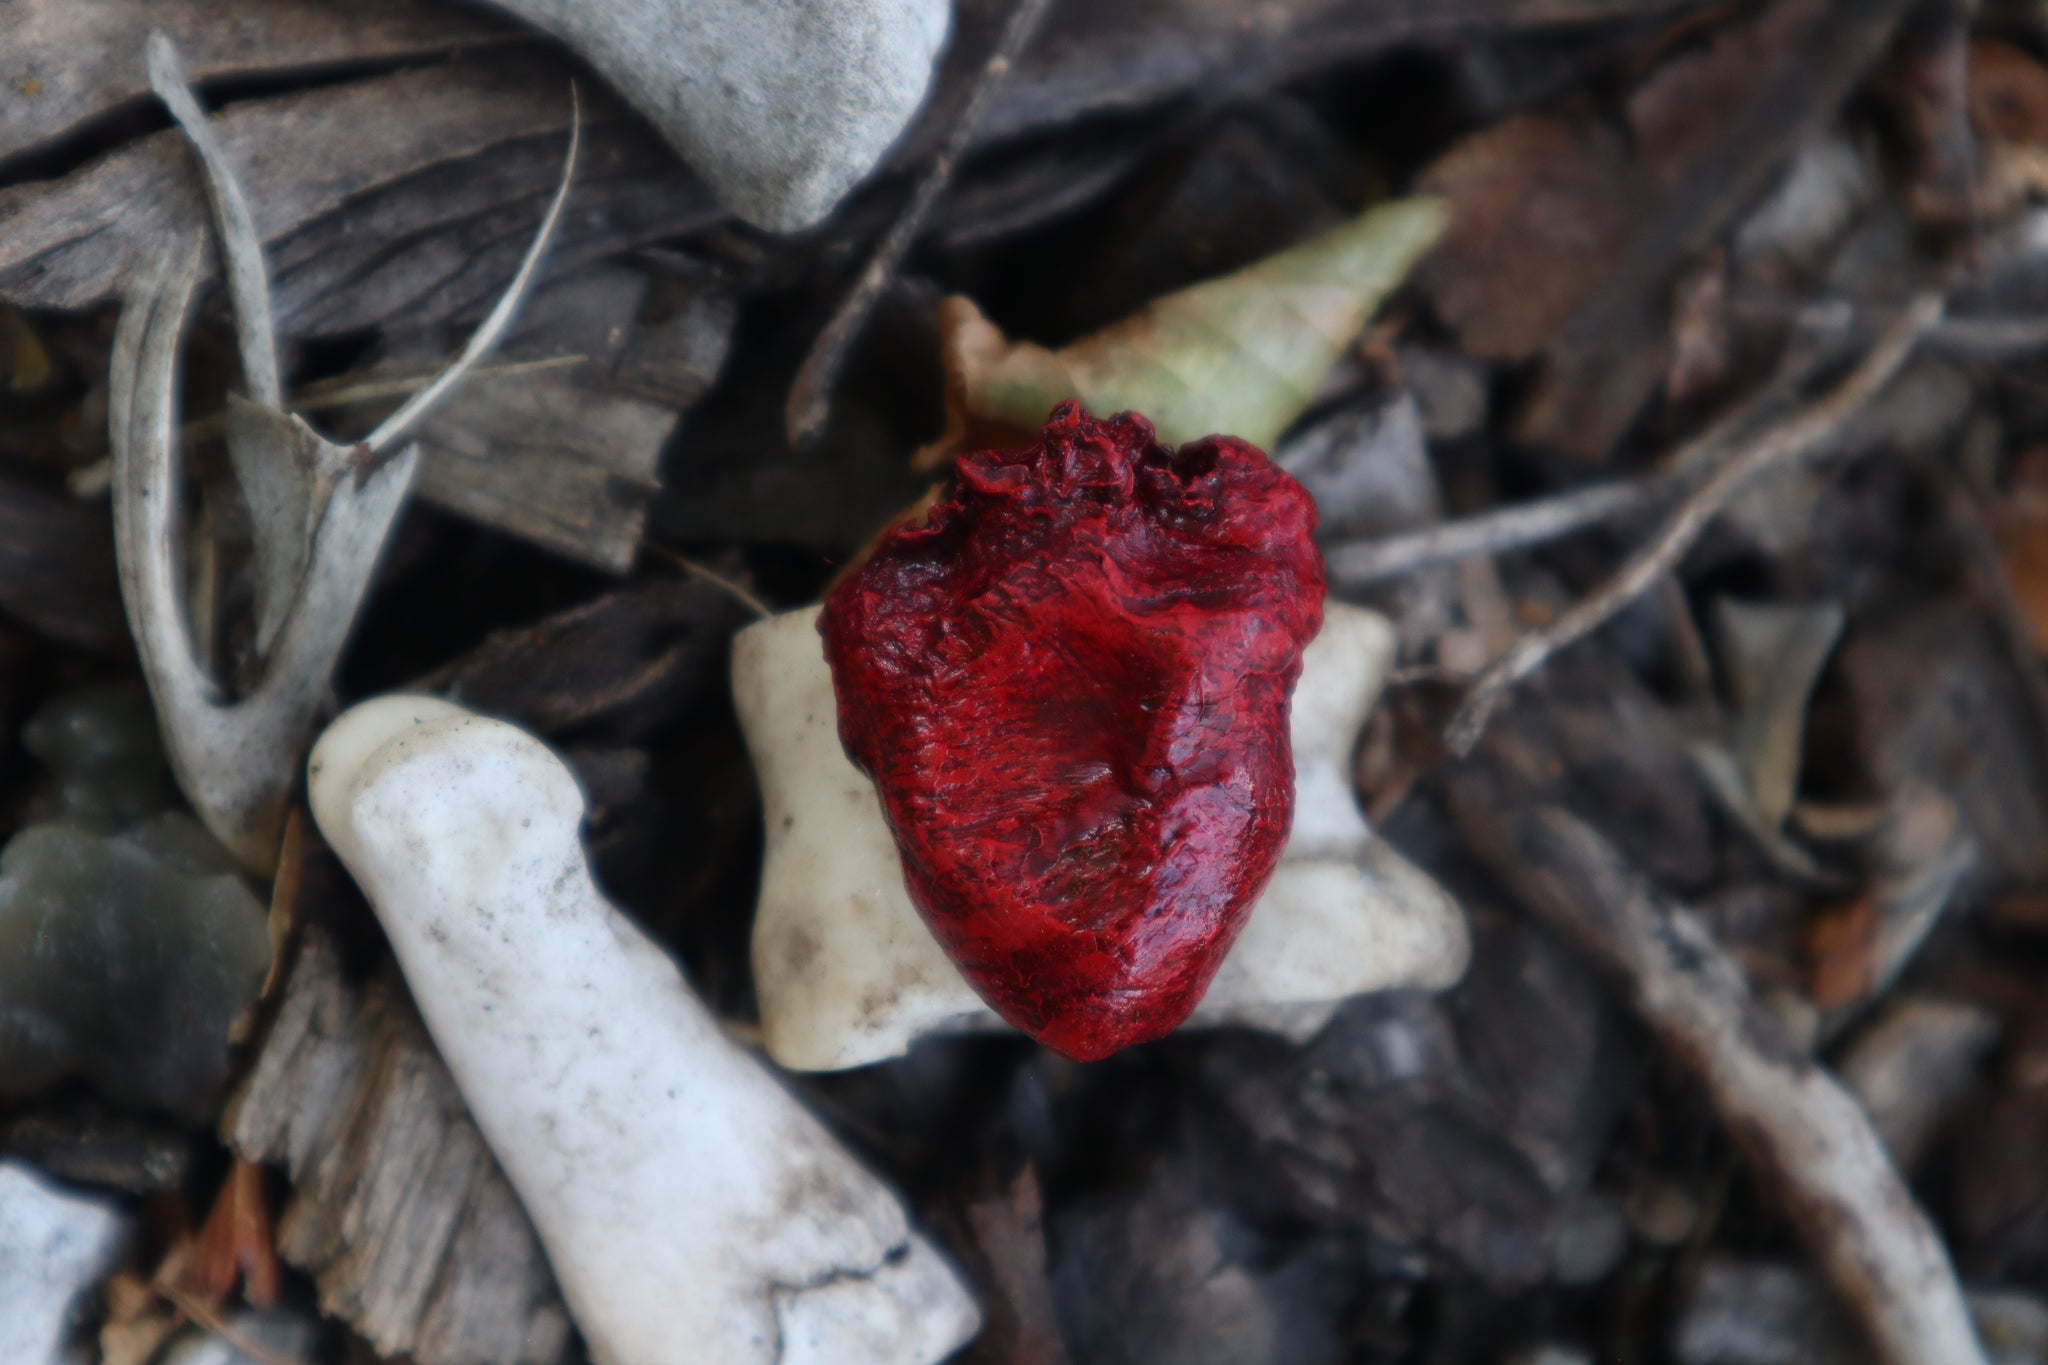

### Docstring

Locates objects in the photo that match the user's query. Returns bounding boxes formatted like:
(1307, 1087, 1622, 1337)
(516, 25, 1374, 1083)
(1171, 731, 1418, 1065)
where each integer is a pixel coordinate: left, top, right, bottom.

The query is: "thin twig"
(645, 543, 774, 620)
(154, 356, 589, 454)
(156, 1283, 313, 1365)
(1326, 480, 1661, 586)
(1445, 764, 1989, 1365)
(1443, 291, 1944, 756)
(1327, 337, 1827, 590)
(783, 0, 1058, 447)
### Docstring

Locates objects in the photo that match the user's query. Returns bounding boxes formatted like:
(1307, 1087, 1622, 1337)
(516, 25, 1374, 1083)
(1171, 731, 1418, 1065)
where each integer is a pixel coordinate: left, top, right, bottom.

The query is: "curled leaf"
(914, 197, 1446, 471)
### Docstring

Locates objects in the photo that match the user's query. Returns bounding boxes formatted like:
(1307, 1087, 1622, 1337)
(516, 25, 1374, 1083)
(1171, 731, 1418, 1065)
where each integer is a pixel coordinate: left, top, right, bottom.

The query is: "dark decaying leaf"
(1836, 603, 2048, 886)
(920, 0, 1705, 167)
(1415, 0, 1915, 459)
(1196, 892, 1633, 1290)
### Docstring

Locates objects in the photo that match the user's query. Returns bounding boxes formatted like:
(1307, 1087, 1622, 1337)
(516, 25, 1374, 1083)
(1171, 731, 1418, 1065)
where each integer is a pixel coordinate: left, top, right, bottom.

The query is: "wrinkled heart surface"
(820, 402, 1325, 1060)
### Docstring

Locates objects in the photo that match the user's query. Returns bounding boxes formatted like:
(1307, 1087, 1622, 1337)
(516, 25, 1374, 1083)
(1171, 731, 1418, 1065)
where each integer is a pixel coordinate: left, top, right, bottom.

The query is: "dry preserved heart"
(820, 402, 1326, 1060)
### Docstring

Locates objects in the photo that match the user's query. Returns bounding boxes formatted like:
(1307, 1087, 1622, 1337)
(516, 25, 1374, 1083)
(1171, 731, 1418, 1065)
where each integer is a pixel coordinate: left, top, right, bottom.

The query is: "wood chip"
(223, 927, 571, 1365)
(1, 0, 508, 168)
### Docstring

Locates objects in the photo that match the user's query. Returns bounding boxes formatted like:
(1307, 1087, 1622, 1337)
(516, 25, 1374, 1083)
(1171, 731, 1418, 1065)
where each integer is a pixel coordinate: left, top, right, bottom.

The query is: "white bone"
(308, 697, 981, 1365)
(738, 601, 1471, 1072)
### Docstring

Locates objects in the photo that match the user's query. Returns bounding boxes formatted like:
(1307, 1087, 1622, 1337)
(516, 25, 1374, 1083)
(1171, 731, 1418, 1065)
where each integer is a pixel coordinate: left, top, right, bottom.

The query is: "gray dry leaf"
(1687, 599, 1845, 881)
(489, 0, 948, 232)
(107, 39, 574, 871)
(224, 927, 572, 1365)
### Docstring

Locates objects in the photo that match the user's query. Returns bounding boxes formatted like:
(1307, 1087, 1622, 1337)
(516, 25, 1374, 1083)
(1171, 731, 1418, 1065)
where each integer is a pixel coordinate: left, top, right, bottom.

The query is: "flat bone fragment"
(307, 696, 981, 1365)
(490, 0, 950, 230)
(738, 601, 1472, 1072)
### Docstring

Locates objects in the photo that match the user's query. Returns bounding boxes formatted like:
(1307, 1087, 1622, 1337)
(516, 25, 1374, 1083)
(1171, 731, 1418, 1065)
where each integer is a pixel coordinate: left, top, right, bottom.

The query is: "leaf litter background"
(14, 0, 2048, 1361)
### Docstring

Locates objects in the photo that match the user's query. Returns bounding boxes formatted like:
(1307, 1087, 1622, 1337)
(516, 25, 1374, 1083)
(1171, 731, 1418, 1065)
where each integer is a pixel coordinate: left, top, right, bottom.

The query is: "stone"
(0, 1158, 130, 1365)
(490, 0, 950, 230)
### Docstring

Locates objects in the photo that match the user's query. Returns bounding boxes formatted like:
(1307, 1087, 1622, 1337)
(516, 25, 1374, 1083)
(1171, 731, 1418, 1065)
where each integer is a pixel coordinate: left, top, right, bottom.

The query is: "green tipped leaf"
(961, 197, 1447, 452)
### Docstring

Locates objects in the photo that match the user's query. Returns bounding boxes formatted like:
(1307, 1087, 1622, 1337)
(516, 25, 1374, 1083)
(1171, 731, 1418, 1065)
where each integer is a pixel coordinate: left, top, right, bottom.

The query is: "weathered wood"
(223, 927, 571, 1365)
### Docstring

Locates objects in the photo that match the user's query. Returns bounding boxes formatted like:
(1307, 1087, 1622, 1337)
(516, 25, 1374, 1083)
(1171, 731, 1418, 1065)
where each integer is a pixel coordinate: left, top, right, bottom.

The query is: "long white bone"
(308, 696, 981, 1365)
(738, 601, 1472, 1072)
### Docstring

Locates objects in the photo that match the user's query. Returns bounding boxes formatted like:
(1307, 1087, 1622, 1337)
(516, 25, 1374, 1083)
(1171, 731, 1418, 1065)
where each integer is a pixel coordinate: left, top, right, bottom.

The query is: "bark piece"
(223, 927, 572, 1365)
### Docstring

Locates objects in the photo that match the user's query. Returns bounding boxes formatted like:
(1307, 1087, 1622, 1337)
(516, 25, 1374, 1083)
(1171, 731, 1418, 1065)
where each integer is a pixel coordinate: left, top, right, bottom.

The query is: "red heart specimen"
(820, 402, 1326, 1061)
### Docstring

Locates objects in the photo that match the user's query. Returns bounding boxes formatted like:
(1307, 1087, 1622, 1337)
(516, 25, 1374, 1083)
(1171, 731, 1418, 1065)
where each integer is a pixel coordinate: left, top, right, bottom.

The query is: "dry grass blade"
(364, 88, 582, 455)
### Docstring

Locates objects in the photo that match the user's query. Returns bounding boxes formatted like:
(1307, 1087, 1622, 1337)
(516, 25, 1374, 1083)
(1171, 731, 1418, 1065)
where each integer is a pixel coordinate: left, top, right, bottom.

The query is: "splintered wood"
(222, 929, 570, 1365)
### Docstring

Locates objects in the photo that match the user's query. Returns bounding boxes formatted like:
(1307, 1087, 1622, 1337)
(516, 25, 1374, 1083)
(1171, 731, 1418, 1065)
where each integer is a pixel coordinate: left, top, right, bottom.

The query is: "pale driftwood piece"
(1444, 763, 1987, 1365)
(307, 696, 982, 1365)
(107, 44, 574, 871)
(224, 928, 572, 1365)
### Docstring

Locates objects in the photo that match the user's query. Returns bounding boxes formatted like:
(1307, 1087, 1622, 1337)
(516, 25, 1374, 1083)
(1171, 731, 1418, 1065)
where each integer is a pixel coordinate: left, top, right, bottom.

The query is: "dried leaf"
(188, 1158, 282, 1309)
(1969, 40, 2048, 144)
(108, 49, 573, 870)
(918, 0, 1701, 172)
(1992, 444, 2048, 648)
(1806, 897, 1880, 1010)
(955, 1167, 1071, 1365)
(916, 197, 1445, 468)
(0, 468, 126, 654)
